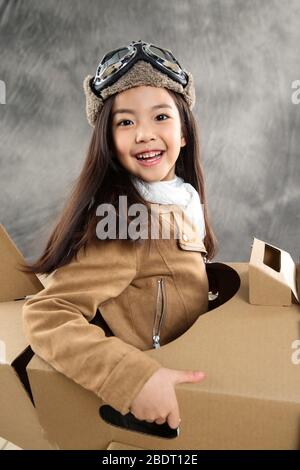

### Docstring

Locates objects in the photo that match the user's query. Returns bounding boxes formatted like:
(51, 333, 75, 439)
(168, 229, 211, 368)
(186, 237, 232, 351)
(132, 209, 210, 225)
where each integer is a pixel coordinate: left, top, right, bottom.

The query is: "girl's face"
(111, 85, 186, 182)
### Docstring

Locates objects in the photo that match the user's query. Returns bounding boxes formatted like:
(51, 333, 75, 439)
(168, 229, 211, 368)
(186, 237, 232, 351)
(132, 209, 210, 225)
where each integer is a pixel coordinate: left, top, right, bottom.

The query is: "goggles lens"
(146, 44, 182, 75)
(148, 45, 172, 61)
(97, 48, 130, 74)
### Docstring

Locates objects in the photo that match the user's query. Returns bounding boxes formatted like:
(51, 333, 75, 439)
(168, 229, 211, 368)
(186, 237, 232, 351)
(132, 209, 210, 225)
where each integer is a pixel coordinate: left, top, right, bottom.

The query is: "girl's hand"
(129, 367, 206, 429)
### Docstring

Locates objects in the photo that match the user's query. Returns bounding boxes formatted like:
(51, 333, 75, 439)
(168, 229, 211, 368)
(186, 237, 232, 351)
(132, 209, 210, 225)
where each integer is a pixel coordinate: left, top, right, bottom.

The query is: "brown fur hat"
(83, 60, 196, 127)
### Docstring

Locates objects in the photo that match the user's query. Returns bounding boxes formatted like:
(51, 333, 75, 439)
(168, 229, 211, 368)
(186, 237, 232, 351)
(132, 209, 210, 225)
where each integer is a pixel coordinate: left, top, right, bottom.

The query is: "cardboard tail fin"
(249, 237, 299, 306)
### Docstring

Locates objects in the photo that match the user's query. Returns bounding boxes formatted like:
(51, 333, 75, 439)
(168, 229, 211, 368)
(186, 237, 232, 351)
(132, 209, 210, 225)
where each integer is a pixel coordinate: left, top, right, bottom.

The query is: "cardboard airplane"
(0, 224, 299, 450)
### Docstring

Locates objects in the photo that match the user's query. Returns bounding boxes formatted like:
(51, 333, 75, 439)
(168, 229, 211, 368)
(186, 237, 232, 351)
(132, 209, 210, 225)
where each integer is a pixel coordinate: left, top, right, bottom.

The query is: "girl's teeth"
(137, 152, 163, 160)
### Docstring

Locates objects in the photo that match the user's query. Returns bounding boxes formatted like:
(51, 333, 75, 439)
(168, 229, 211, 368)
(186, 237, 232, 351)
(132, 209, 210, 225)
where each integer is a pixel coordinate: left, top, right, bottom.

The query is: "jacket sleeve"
(22, 238, 161, 415)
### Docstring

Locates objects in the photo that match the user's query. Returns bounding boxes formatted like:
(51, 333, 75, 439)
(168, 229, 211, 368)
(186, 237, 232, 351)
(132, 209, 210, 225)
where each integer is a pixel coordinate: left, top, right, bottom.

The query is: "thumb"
(172, 369, 206, 385)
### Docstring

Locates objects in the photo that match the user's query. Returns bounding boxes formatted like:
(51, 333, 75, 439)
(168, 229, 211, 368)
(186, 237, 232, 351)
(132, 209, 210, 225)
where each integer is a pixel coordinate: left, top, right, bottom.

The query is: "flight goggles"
(91, 39, 189, 97)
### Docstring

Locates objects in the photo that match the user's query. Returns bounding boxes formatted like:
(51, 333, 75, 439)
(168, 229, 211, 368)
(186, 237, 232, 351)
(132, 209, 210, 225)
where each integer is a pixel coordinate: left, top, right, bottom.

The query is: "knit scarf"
(131, 174, 206, 240)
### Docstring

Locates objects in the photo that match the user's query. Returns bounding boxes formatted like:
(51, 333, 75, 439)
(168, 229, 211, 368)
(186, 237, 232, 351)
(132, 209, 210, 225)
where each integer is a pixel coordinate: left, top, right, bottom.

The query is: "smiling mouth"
(135, 151, 164, 166)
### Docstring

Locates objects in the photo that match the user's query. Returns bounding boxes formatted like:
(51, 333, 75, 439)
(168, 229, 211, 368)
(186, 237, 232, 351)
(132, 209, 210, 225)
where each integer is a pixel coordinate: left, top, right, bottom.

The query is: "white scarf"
(131, 174, 206, 240)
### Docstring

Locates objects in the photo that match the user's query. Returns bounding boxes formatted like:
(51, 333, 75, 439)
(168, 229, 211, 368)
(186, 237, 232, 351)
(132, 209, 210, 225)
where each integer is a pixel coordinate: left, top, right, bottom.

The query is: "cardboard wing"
(0, 224, 54, 449)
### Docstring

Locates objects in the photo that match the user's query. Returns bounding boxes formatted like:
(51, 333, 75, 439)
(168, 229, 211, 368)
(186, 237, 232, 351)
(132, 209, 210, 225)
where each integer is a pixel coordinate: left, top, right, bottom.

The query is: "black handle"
(99, 405, 179, 439)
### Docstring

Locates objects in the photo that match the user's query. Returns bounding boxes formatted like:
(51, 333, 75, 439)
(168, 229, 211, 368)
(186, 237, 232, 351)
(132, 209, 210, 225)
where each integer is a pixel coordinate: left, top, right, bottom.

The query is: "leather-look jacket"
(22, 205, 209, 415)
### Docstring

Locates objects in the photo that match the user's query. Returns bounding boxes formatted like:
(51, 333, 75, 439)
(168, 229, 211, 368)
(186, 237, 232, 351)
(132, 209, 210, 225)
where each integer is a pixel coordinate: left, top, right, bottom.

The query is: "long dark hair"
(19, 88, 218, 275)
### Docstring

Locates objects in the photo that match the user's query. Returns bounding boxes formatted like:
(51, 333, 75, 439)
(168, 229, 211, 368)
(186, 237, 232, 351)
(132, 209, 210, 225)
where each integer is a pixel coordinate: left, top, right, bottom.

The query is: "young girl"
(21, 40, 217, 431)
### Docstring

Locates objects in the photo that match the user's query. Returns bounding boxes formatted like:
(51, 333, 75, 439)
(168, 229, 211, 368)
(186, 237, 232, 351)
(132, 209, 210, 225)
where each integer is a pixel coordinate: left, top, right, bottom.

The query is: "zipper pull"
(152, 335, 161, 349)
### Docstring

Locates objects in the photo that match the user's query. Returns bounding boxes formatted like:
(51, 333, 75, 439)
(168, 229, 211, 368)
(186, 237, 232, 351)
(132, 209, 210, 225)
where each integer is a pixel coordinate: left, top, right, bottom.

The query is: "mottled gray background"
(0, 0, 299, 263)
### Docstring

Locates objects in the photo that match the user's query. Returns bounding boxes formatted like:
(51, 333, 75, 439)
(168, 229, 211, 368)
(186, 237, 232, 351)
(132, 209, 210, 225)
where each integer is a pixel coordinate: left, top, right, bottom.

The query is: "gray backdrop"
(0, 0, 299, 263)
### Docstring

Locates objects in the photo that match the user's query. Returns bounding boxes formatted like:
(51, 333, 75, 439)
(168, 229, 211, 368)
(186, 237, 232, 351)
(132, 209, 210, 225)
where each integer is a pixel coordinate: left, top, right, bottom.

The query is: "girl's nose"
(135, 124, 157, 143)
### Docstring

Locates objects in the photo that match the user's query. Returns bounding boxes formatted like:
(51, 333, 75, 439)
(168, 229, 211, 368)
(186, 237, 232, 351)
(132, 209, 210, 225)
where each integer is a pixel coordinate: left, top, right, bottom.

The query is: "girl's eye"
(117, 119, 132, 127)
(117, 114, 169, 127)
(156, 114, 169, 121)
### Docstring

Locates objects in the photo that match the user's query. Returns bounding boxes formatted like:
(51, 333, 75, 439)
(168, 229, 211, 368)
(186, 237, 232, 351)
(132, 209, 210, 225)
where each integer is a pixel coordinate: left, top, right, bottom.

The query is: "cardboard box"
(25, 260, 300, 450)
(1, 225, 300, 449)
(0, 225, 55, 449)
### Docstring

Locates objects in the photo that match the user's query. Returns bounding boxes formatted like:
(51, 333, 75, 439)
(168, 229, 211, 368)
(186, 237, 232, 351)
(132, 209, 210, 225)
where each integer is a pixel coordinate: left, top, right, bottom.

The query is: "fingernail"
(196, 372, 205, 380)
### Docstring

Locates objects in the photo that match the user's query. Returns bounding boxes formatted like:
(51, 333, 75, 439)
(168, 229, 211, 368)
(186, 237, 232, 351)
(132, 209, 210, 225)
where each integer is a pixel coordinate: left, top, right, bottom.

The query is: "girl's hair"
(19, 88, 218, 276)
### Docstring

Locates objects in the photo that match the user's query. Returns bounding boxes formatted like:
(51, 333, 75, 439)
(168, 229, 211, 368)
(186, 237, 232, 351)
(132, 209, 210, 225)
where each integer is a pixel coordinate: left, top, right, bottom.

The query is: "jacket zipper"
(152, 278, 166, 349)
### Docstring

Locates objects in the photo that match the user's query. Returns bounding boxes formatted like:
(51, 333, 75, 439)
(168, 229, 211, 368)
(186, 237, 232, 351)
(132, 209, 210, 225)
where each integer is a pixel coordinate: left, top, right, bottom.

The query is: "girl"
(21, 40, 218, 430)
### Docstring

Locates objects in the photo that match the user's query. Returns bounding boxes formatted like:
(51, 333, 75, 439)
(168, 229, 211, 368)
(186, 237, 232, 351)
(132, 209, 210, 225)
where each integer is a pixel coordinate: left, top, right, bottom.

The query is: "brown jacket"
(22, 205, 208, 415)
